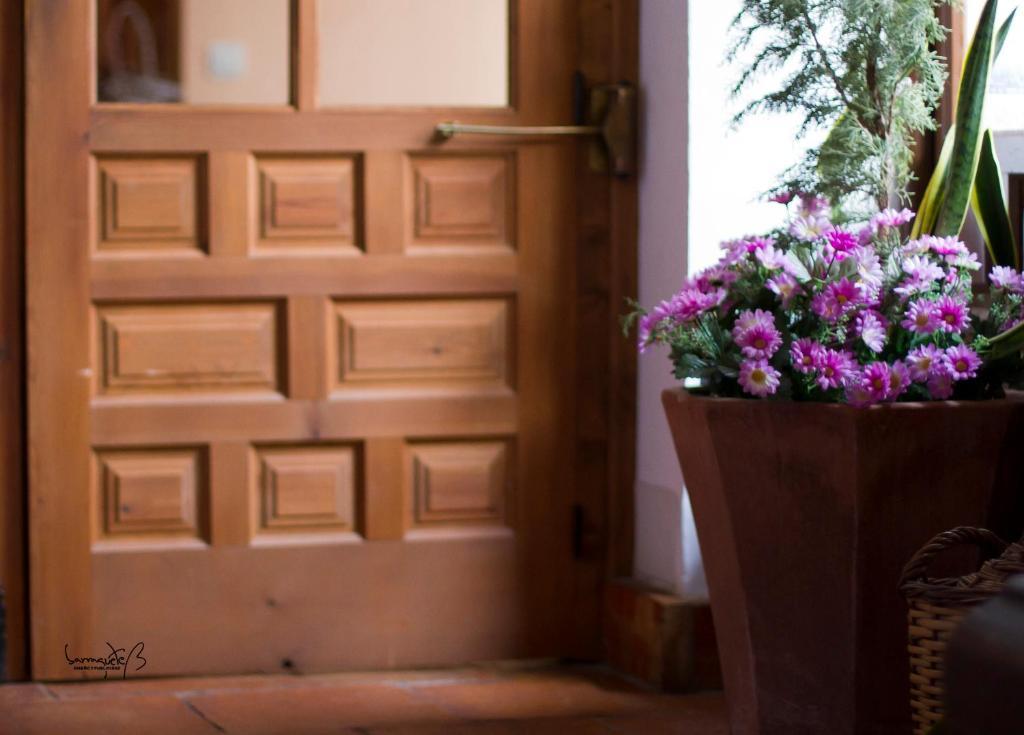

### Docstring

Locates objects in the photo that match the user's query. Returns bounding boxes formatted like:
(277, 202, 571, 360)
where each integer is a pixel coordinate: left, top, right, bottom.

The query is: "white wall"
(635, 0, 812, 599)
(635, 0, 694, 598)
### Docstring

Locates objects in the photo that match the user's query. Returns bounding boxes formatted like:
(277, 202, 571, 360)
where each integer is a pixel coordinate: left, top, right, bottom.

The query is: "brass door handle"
(433, 82, 637, 177)
(435, 123, 600, 138)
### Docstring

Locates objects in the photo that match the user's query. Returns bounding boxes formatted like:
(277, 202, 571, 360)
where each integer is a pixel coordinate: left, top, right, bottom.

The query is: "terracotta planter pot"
(662, 389, 1024, 735)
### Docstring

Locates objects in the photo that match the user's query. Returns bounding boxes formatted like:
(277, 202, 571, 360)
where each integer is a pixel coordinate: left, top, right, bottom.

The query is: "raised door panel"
(95, 156, 205, 256)
(95, 303, 282, 396)
(252, 445, 360, 540)
(93, 448, 208, 549)
(332, 299, 510, 388)
(407, 440, 509, 531)
(254, 156, 362, 255)
(409, 154, 513, 252)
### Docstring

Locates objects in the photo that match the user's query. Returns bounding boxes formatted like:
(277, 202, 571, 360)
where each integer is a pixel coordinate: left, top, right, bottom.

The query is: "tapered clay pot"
(662, 389, 1024, 735)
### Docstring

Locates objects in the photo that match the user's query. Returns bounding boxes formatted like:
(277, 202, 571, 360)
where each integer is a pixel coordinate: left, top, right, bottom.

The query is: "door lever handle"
(435, 123, 600, 138)
(433, 81, 636, 177)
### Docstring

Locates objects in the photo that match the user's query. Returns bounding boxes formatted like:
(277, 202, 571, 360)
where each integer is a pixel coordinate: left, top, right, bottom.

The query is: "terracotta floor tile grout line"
(183, 698, 229, 734)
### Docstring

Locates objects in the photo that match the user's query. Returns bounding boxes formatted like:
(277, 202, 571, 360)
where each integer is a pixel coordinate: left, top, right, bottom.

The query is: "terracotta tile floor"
(0, 663, 727, 735)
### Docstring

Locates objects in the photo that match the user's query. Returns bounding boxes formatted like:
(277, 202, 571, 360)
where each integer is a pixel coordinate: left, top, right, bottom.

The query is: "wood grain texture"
(26, 0, 93, 679)
(291, 0, 317, 111)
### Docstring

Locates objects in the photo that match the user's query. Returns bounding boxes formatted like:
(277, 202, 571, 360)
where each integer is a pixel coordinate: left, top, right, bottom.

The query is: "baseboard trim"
(603, 577, 721, 692)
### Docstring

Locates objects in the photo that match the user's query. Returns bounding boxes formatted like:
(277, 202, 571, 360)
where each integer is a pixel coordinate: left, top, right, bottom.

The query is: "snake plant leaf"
(932, 0, 1000, 237)
(972, 128, 1020, 268)
(985, 319, 1024, 361)
(912, 126, 954, 238)
(996, 8, 1017, 60)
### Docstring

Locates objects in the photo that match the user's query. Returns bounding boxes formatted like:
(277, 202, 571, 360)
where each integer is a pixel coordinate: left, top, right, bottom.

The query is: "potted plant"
(629, 2, 1024, 733)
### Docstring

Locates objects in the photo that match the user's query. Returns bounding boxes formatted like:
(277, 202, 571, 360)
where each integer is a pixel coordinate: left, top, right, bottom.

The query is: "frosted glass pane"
(317, 0, 509, 107)
(97, 0, 289, 105)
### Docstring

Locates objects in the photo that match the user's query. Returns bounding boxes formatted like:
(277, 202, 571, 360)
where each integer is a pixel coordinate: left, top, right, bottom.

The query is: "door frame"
(2, 0, 637, 680)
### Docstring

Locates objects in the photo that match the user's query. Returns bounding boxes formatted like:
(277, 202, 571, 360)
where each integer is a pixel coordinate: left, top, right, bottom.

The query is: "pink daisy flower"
(790, 215, 831, 242)
(813, 278, 862, 321)
(824, 229, 859, 261)
(844, 377, 878, 407)
(766, 272, 802, 307)
(935, 295, 970, 333)
(738, 360, 781, 397)
(732, 308, 775, 334)
(871, 208, 915, 230)
(856, 310, 887, 353)
(862, 362, 893, 402)
(852, 246, 884, 287)
(790, 338, 823, 374)
(735, 324, 782, 359)
(902, 255, 944, 284)
(888, 361, 911, 399)
(990, 266, 1023, 292)
(944, 345, 981, 381)
(927, 236, 969, 257)
(742, 236, 775, 253)
(906, 345, 944, 382)
(928, 371, 955, 400)
(797, 194, 830, 217)
(814, 349, 853, 391)
(755, 243, 792, 272)
(901, 299, 940, 334)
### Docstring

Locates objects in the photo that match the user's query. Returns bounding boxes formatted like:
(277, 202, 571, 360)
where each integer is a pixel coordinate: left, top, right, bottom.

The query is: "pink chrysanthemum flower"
(901, 299, 940, 334)
(790, 215, 831, 242)
(822, 228, 858, 262)
(733, 308, 774, 334)
(735, 324, 782, 359)
(902, 238, 931, 256)
(954, 251, 981, 271)
(871, 208, 915, 230)
(990, 266, 1023, 292)
(856, 310, 887, 353)
(902, 255, 944, 284)
(862, 362, 893, 402)
(927, 235, 969, 257)
(928, 370, 955, 400)
(738, 359, 781, 397)
(769, 191, 794, 204)
(852, 246, 884, 287)
(742, 236, 775, 253)
(813, 278, 862, 321)
(814, 349, 853, 391)
(754, 243, 792, 272)
(944, 345, 982, 381)
(797, 194, 830, 217)
(766, 272, 801, 307)
(936, 295, 970, 333)
(844, 377, 877, 407)
(888, 361, 911, 399)
(906, 345, 944, 382)
(790, 338, 823, 374)
(826, 228, 858, 255)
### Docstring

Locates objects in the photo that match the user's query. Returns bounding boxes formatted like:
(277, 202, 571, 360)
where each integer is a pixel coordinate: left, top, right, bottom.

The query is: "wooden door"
(26, 0, 634, 680)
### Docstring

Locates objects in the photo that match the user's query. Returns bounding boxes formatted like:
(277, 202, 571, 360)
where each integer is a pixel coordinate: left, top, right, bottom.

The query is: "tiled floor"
(0, 662, 727, 734)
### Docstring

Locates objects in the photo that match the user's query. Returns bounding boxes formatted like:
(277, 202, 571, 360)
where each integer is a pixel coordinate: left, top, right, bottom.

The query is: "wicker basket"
(899, 527, 1024, 735)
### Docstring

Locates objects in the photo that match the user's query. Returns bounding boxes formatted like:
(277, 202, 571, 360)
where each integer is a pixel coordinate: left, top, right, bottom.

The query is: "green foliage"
(933, 0, 1000, 236)
(917, 1, 1019, 272)
(973, 128, 1020, 268)
(731, 0, 950, 210)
